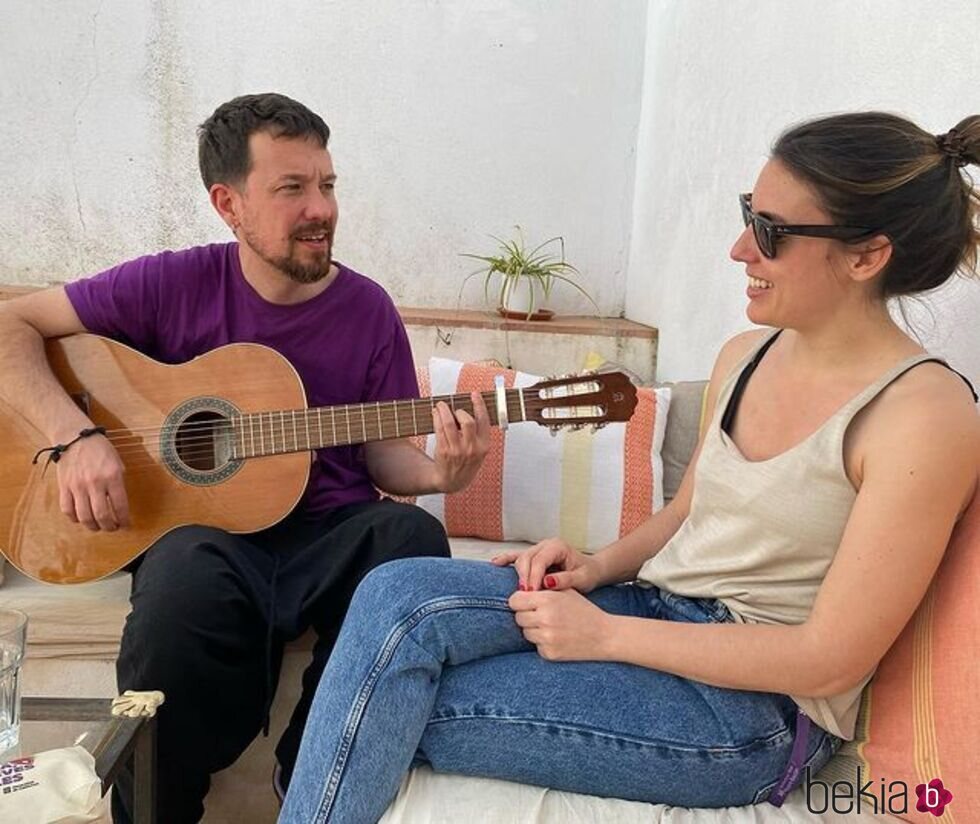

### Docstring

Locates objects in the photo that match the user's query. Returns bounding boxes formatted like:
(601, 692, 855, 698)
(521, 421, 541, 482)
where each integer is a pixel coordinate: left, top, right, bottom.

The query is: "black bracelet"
(32, 426, 108, 471)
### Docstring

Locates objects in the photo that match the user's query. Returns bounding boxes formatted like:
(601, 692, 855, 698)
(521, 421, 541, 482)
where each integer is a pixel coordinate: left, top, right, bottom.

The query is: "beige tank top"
(637, 330, 943, 740)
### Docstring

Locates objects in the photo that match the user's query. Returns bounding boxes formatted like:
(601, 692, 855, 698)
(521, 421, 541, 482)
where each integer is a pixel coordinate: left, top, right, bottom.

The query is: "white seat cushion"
(380, 766, 903, 823)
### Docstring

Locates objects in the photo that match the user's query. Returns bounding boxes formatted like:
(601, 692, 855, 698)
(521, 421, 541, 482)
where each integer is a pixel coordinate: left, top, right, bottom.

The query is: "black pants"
(111, 499, 449, 824)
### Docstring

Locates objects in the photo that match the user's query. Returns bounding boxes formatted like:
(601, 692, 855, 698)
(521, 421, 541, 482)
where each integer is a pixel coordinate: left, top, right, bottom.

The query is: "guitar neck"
(230, 389, 524, 459)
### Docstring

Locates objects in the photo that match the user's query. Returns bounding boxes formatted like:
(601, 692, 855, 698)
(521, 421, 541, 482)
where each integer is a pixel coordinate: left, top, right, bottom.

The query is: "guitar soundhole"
(162, 396, 242, 485)
(175, 411, 229, 471)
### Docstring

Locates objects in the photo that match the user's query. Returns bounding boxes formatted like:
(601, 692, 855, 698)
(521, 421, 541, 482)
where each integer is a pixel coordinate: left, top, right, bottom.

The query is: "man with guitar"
(0, 92, 491, 823)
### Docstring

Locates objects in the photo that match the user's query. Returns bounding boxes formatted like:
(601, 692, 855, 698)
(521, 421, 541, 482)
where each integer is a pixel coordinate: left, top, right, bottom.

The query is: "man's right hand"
(55, 433, 130, 531)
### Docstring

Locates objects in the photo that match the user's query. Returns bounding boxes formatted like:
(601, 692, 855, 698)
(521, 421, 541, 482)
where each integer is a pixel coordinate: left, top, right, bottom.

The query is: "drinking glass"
(0, 609, 28, 754)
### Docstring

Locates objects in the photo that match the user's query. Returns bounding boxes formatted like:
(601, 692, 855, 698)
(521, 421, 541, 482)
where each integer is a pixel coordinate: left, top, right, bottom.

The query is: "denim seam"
(312, 595, 512, 824)
(425, 712, 794, 758)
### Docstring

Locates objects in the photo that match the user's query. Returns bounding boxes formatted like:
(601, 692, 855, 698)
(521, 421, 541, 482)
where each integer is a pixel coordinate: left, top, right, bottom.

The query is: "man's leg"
(273, 500, 450, 791)
(113, 526, 277, 824)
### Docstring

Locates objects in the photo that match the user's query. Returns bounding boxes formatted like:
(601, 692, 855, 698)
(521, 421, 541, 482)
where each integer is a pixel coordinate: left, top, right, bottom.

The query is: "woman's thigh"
(417, 651, 834, 808)
(337, 557, 653, 667)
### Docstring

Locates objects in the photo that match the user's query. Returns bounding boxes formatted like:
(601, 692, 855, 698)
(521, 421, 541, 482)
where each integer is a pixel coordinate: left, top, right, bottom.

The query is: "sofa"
(6, 325, 976, 822)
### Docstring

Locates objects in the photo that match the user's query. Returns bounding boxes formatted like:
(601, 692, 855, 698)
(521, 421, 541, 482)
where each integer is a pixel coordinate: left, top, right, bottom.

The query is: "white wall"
(627, 0, 980, 384)
(2, 1, 978, 386)
(0, 0, 647, 315)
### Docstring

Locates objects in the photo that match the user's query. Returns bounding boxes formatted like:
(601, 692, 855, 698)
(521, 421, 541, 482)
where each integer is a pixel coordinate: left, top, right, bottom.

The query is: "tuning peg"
(549, 426, 561, 437)
(590, 423, 606, 433)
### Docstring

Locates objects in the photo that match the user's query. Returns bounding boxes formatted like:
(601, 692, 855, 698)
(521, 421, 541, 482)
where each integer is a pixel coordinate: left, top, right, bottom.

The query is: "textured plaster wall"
(627, 0, 980, 384)
(3, 2, 978, 383)
(0, 0, 647, 315)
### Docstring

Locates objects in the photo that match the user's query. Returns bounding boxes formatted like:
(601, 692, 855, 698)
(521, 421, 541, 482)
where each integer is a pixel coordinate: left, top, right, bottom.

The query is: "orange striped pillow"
(410, 358, 670, 550)
(825, 494, 979, 821)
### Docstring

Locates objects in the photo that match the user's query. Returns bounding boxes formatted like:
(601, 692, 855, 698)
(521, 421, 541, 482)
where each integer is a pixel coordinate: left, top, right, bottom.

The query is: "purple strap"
(768, 709, 811, 807)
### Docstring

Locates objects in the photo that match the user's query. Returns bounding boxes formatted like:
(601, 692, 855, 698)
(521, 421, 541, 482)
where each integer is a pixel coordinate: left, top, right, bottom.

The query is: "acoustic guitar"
(0, 335, 637, 584)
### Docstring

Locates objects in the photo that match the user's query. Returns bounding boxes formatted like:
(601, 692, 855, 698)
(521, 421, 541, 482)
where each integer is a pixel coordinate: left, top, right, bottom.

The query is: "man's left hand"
(431, 390, 492, 493)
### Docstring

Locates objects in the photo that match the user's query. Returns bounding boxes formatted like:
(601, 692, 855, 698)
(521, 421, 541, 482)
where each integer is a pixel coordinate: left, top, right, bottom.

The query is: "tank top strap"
(713, 332, 976, 439)
(831, 353, 975, 429)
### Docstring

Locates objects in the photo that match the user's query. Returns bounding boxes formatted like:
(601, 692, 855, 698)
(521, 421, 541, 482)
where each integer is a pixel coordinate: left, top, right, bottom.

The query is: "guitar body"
(0, 335, 310, 584)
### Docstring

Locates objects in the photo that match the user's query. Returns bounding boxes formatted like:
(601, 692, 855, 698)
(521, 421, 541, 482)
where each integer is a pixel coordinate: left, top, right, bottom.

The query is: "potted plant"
(459, 226, 597, 320)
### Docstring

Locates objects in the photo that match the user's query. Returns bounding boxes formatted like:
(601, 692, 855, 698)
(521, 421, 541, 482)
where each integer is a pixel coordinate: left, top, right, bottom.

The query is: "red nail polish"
(544, 575, 556, 589)
(518, 582, 526, 591)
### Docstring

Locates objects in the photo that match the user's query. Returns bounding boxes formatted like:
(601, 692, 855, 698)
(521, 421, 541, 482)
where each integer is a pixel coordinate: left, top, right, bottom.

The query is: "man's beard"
(242, 225, 333, 285)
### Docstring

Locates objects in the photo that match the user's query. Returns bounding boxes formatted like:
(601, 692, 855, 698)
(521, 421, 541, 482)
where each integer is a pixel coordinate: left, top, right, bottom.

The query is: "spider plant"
(459, 226, 597, 319)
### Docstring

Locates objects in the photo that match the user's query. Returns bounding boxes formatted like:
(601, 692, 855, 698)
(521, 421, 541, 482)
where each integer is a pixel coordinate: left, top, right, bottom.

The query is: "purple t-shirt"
(65, 242, 419, 515)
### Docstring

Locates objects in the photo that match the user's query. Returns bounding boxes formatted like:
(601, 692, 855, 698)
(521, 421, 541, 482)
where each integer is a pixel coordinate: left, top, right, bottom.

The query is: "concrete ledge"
(398, 306, 657, 340)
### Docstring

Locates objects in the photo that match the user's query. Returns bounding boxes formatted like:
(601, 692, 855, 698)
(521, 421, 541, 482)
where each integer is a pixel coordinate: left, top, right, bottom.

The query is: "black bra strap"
(721, 331, 782, 436)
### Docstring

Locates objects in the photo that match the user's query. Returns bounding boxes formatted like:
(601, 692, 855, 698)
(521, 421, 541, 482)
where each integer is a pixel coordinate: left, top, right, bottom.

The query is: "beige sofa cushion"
(656, 379, 707, 503)
(5, 567, 130, 661)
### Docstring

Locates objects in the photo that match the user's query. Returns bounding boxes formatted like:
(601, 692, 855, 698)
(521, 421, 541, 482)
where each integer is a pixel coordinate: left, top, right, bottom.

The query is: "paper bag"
(0, 745, 109, 824)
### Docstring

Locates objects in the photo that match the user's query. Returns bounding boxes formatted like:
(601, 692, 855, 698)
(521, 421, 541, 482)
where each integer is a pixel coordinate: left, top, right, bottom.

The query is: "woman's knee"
(357, 556, 453, 601)
(353, 557, 516, 623)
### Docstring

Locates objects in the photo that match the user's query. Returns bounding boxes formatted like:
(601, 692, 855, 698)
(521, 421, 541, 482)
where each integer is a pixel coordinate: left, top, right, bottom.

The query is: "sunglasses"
(739, 193, 876, 259)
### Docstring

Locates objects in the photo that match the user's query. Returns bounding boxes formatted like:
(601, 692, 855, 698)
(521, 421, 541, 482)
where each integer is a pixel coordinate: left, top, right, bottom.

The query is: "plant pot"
(498, 276, 552, 320)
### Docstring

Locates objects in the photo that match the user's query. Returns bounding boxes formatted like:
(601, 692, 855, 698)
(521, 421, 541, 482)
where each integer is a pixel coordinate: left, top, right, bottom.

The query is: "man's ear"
(209, 182, 243, 232)
(845, 234, 892, 284)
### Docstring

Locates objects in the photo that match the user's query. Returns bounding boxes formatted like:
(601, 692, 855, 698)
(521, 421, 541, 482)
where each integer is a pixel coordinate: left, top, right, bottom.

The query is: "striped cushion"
(823, 493, 979, 820)
(412, 358, 670, 550)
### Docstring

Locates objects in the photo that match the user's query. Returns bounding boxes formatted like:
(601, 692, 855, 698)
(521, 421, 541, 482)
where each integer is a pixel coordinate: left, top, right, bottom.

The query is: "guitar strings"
(83, 391, 500, 439)
(66, 403, 523, 465)
(45, 408, 604, 471)
(93, 392, 599, 452)
(72, 391, 514, 452)
(95, 395, 502, 448)
(92, 406, 605, 469)
(95, 403, 527, 462)
(36, 384, 608, 469)
(62, 380, 603, 441)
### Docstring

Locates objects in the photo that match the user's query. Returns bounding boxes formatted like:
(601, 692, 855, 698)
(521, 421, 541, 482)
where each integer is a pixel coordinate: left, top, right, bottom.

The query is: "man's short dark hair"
(197, 93, 331, 190)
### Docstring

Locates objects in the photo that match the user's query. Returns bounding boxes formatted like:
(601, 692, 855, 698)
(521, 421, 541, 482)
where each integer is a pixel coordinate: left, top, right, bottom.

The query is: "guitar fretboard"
(229, 390, 526, 459)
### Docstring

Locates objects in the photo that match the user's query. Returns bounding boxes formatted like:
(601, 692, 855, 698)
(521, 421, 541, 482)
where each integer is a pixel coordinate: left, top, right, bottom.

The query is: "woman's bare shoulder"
(862, 360, 979, 510)
(710, 328, 772, 384)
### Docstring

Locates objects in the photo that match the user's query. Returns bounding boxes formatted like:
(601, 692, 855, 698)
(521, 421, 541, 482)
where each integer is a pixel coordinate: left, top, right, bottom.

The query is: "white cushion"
(380, 766, 904, 823)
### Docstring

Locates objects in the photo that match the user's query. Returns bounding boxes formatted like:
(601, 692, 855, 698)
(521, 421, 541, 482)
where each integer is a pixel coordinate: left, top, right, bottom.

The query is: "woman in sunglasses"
(280, 112, 980, 822)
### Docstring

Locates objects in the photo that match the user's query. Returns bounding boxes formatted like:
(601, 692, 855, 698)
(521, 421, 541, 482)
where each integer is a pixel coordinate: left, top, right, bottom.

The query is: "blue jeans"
(278, 558, 839, 823)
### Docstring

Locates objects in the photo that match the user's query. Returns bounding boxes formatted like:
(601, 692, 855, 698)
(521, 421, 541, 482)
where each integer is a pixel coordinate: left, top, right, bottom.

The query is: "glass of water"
(0, 609, 28, 755)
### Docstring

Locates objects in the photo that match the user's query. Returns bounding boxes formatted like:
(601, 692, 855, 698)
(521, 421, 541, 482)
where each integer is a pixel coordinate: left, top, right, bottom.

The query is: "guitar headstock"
(521, 371, 638, 431)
